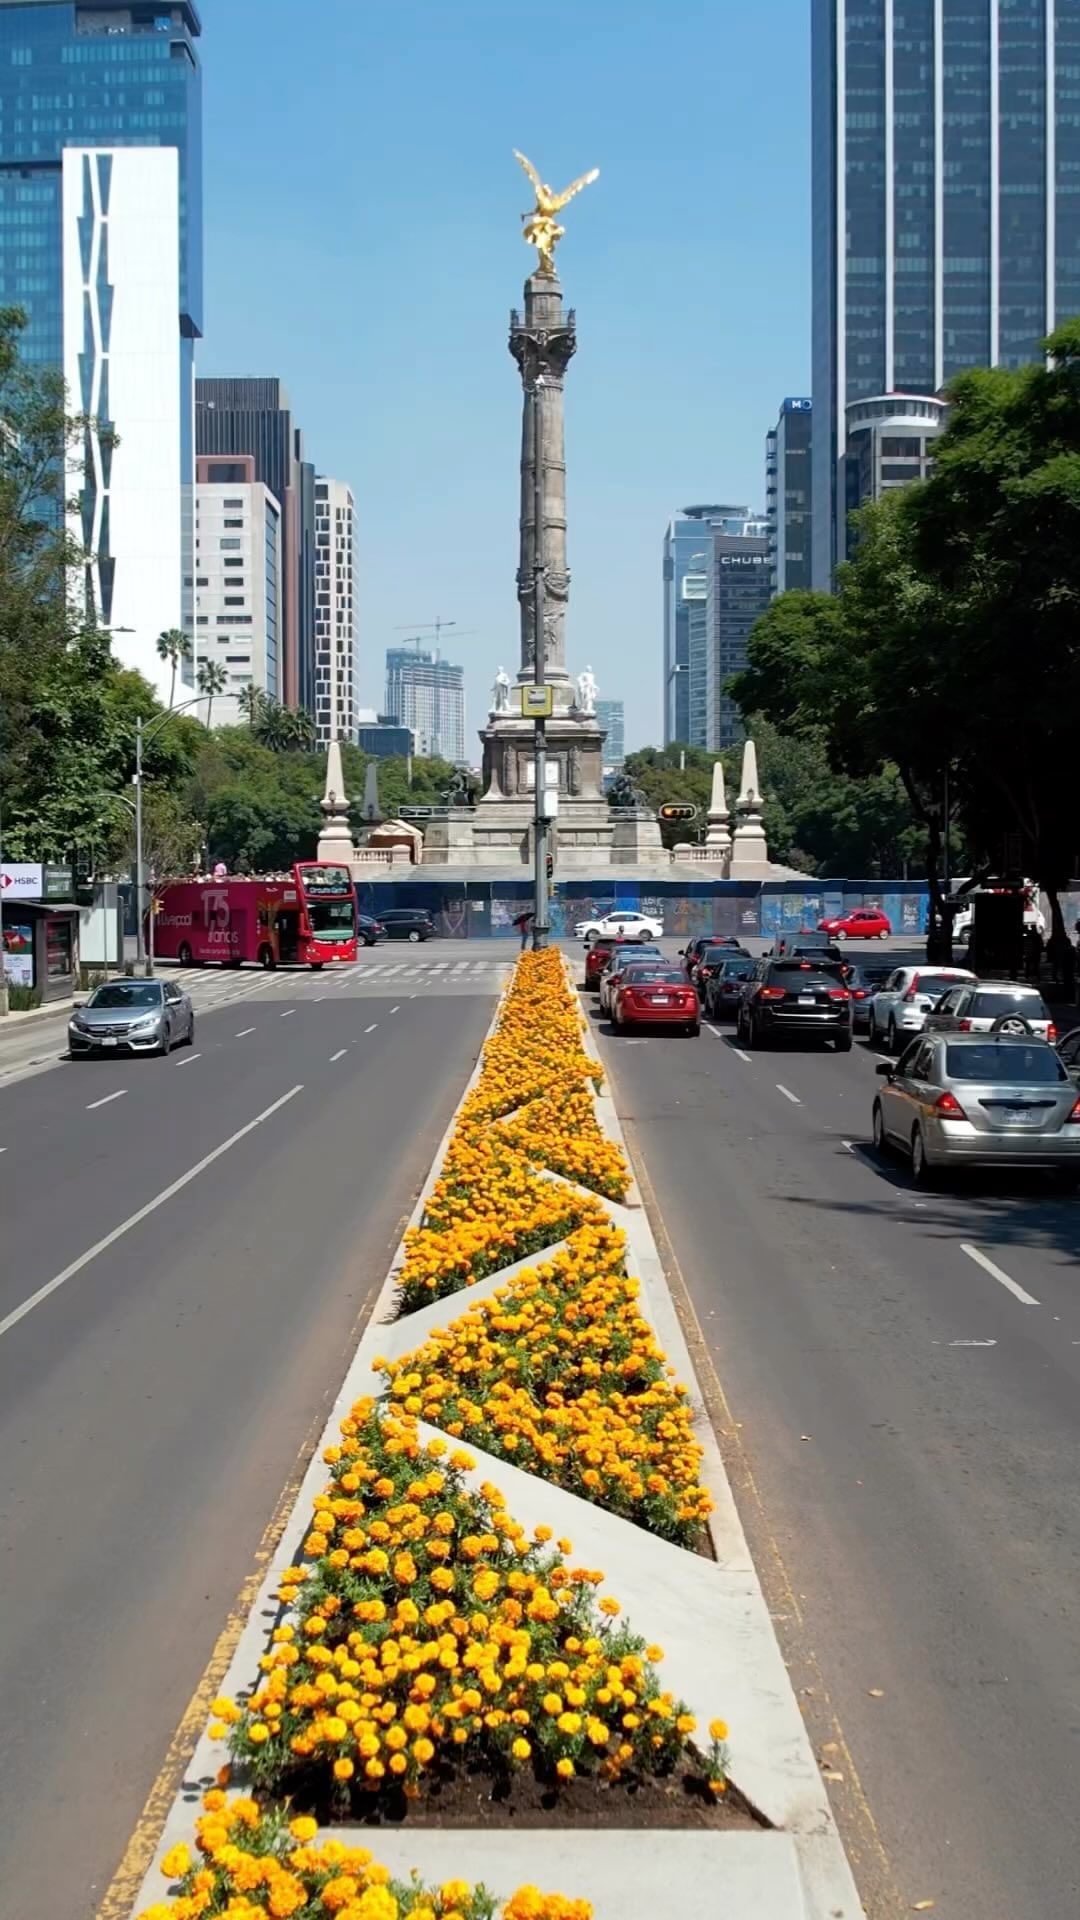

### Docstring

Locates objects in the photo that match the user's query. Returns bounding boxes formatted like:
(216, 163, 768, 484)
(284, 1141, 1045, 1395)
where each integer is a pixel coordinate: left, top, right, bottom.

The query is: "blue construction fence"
(355, 876, 932, 941)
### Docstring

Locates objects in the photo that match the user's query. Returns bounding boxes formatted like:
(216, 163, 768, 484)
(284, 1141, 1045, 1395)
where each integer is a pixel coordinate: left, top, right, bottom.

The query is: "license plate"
(1003, 1107, 1039, 1125)
(101, 1037, 118, 1048)
(650, 995, 670, 1005)
(798, 993, 814, 1004)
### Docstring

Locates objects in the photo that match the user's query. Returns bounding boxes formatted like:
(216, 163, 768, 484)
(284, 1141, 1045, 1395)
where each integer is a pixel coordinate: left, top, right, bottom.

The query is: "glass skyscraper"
(812, 0, 1080, 584)
(766, 398, 813, 595)
(663, 506, 767, 747)
(0, 1, 203, 693)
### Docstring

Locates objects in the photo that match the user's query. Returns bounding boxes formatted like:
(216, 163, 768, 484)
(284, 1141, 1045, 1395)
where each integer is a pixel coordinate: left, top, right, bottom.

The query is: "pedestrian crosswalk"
(168, 954, 512, 1011)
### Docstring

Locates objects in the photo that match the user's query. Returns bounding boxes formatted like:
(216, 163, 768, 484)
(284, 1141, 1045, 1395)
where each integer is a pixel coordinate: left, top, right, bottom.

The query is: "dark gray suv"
(735, 957, 853, 1051)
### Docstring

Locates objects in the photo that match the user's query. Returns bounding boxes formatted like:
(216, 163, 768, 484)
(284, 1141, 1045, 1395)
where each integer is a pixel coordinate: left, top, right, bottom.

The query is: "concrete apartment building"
(314, 479, 357, 747)
(195, 456, 281, 726)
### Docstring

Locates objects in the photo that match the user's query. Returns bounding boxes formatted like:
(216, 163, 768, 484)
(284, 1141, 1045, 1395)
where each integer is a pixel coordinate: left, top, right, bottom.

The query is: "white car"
(923, 980, 1056, 1043)
(868, 966, 976, 1052)
(953, 900, 1046, 941)
(576, 911, 664, 943)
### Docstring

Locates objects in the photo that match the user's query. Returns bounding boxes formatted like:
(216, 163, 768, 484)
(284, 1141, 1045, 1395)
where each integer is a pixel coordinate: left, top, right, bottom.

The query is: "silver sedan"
(69, 978, 195, 1057)
(872, 1032, 1080, 1186)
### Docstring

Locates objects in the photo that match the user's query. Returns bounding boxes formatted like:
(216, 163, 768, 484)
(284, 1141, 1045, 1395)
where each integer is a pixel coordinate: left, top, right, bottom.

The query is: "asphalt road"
(588, 949, 1080, 1920)
(0, 955, 502, 1920)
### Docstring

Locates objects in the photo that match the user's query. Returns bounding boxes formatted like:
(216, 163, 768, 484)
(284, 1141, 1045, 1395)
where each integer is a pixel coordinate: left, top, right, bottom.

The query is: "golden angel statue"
(513, 150, 599, 276)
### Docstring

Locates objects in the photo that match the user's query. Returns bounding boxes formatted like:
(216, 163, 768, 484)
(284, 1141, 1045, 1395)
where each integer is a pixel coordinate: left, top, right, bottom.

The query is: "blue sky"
(200, 0, 811, 752)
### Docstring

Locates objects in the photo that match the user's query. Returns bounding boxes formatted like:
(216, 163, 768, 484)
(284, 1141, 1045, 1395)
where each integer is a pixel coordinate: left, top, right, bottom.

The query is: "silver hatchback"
(872, 1032, 1080, 1186)
(69, 978, 195, 1057)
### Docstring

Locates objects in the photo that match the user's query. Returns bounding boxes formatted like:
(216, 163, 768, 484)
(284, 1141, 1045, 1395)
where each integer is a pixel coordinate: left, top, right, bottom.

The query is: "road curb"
(129, 956, 863, 1920)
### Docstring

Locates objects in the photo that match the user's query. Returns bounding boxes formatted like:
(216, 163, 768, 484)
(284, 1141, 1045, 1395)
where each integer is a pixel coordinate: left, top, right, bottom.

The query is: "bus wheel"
(258, 945, 277, 970)
(178, 942, 193, 968)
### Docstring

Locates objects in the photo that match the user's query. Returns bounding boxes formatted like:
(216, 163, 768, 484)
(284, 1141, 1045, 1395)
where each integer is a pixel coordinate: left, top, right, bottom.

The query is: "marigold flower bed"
(396, 954, 628, 1313)
(383, 1223, 712, 1549)
(141, 1799, 590, 1919)
(216, 1405, 727, 1819)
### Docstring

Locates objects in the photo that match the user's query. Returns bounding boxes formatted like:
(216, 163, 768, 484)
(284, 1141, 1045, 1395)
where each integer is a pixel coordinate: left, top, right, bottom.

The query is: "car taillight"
(935, 1090, 967, 1119)
(1047, 1023, 1058, 1042)
(1066, 1097, 1080, 1124)
(759, 986, 786, 1000)
(902, 974, 920, 1001)
(827, 987, 850, 1000)
(957, 1018, 972, 1031)
(852, 989, 868, 999)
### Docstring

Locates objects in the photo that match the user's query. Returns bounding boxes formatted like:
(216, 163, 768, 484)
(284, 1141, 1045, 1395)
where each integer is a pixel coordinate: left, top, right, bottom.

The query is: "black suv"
(736, 957, 853, 1051)
(377, 908, 437, 943)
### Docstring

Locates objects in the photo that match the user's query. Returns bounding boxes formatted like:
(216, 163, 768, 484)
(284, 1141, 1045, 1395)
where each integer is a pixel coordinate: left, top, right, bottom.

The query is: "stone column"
(509, 271, 576, 688)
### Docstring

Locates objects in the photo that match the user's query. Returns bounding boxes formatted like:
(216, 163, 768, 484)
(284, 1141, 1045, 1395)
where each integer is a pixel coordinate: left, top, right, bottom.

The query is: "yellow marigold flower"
(709, 1718, 729, 1741)
(598, 1597, 620, 1617)
(333, 1756, 355, 1780)
(247, 1722, 270, 1745)
(556, 1756, 575, 1779)
(159, 1842, 191, 1880)
(288, 1816, 318, 1842)
(511, 1737, 531, 1760)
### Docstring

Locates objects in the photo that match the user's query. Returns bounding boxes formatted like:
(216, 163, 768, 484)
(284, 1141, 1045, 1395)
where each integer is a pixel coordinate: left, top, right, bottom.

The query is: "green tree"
(156, 628, 191, 710)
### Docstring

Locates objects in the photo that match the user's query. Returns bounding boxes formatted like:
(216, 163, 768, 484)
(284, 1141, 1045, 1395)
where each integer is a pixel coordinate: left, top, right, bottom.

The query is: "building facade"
(766, 398, 813, 595)
(356, 711, 413, 757)
(384, 647, 465, 764)
(595, 698, 625, 773)
(194, 455, 280, 726)
(314, 478, 357, 748)
(705, 532, 772, 750)
(0, 0, 203, 699)
(812, 0, 1080, 584)
(195, 378, 314, 716)
(663, 506, 767, 746)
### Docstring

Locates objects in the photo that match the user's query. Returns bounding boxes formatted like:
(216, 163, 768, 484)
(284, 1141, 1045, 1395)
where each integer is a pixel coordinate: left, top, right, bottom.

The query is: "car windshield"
(970, 990, 1046, 1018)
(771, 962, 844, 983)
(946, 1043, 1065, 1084)
(626, 969, 684, 985)
(917, 973, 971, 996)
(719, 960, 753, 977)
(308, 900, 356, 937)
(89, 982, 163, 1009)
(699, 947, 733, 963)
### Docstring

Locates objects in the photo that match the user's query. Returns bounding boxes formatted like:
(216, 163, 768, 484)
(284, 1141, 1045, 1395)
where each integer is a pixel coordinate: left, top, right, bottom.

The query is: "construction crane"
(392, 617, 477, 662)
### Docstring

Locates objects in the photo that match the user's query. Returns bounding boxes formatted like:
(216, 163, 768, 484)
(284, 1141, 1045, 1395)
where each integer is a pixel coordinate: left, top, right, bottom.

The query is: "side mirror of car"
(875, 1062, 894, 1078)
(677, 948, 685, 956)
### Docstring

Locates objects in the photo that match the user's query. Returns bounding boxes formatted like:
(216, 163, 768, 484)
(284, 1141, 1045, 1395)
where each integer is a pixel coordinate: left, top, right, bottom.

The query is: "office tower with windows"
(195, 378, 314, 714)
(812, 0, 1080, 584)
(595, 699, 625, 773)
(766, 398, 814, 594)
(356, 711, 414, 757)
(194, 455, 280, 726)
(0, 1, 203, 700)
(705, 531, 771, 750)
(314, 478, 357, 747)
(385, 646, 465, 764)
(663, 506, 767, 746)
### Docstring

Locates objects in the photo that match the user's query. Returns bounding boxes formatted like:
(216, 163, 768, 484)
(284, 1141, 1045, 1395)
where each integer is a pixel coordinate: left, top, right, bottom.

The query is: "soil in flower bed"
(265, 1755, 765, 1832)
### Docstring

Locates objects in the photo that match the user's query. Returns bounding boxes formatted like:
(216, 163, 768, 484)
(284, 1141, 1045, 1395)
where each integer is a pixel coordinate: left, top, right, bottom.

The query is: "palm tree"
(252, 696, 292, 751)
(196, 657, 228, 731)
(156, 628, 191, 709)
(236, 683, 265, 728)
(283, 707, 317, 752)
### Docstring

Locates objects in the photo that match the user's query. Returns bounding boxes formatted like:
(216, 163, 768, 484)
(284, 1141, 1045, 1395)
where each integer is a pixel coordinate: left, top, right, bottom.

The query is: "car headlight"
(70, 1016, 89, 1033)
(131, 1014, 160, 1031)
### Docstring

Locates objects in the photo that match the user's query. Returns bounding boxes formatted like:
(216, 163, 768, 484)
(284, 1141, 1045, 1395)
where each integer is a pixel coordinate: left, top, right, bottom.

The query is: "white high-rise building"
(314, 479, 357, 746)
(195, 457, 282, 726)
(384, 647, 466, 763)
(62, 146, 191, 703)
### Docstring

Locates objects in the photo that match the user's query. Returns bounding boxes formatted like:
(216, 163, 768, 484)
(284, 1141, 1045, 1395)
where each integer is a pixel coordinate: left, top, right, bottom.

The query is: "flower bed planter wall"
(133, 952, 861, 1920)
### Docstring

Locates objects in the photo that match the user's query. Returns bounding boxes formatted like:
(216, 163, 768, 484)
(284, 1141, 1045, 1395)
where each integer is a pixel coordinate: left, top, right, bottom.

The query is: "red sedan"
(612, 966, 700, 1036)
(817, 906, 892, 941)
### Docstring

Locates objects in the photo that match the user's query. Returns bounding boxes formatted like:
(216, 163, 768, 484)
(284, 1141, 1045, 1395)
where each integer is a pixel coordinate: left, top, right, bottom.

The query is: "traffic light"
(546, 853, 554, 880)
(658, 804, 698, 823)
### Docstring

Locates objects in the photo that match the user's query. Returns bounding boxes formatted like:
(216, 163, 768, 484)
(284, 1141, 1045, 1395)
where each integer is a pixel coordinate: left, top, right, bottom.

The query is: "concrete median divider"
(129, 951, 862, 1920)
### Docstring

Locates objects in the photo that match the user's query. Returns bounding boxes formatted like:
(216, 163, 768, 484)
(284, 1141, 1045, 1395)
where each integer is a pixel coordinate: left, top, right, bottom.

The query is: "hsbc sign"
(1, 863, 43, 900)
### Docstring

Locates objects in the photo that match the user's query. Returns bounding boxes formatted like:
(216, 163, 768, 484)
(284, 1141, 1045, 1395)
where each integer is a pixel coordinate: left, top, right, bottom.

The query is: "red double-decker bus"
(153, 862, 358, 970)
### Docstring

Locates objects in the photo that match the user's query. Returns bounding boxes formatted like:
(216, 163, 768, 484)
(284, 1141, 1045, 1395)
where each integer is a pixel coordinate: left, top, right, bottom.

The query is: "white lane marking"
(705, 1024, 752, 1063)
(0, 1085, 304, 1343)
(364, 1023, 378, 1034)
(842, 1139, 857, 1154)
(235, 1027, 256, 1038)
(174, 1053, 202, 1068)
(960, 1242, 1040, 1307)
(329, 1048, 348, 1062)
(280, 1010, 295, 1019)
(776, 1083, 802, 1105)
(410, 993, 418, 1000)
(390, 1005, 400, 1015)
(86, 1089, 127, 1111)
(382, 964, 406, 977)
(949, 1339, 997, 1347)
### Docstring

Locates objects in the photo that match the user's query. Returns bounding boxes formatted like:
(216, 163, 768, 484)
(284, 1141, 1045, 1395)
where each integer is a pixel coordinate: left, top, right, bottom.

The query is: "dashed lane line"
(329, 1048, 348, 1063)
(0, 1084, 304, 1343)
(235, 1027, 256, 1038)
(280, 1010, 294, 1019)
(364, 1023, 377, 1034)
(705, 1024, 752, 1063)
(776, 1083, 802, 1105)
(960, 1242, 1040, 1307)
(86, 1089, 127, 1111)
(174, 1053, 202, 1069)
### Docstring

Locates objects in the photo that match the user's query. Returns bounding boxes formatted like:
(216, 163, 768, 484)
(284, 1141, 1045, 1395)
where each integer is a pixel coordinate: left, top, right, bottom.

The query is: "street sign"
(658, 804, 698, 823)
(520, 685, 553, 718)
